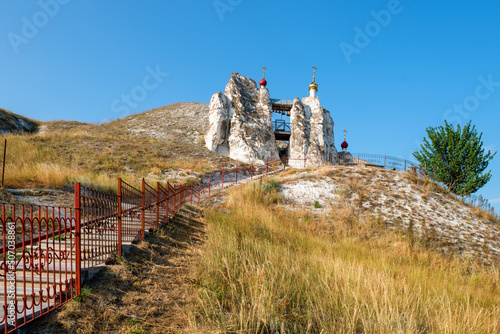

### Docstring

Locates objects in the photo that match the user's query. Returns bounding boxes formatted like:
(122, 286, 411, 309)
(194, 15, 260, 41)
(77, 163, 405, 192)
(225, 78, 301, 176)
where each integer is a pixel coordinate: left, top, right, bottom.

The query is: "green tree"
(413, 121, 495, 195)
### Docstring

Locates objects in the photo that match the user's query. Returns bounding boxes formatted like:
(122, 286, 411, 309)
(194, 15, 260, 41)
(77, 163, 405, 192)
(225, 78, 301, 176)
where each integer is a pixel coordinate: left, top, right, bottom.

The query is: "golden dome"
(309, 81, 318, 91)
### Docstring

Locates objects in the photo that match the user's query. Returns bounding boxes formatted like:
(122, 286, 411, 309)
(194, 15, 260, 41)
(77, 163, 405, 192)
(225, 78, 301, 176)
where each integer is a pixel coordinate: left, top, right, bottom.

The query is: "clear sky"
(1, 0, 499, 210)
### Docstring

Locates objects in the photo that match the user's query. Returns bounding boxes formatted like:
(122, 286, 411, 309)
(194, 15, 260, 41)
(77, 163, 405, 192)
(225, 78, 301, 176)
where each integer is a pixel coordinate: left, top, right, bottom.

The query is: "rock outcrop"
(0, 108, 38, 135)
(205, 73, 279, 164)
(288, 98, 310, 168)
(205, 93, 232, 156)
(337, 151, 355, 165)
(303, 96, 337, 166)
(288, 96, 337, 167)
(205, 72, 337, 167)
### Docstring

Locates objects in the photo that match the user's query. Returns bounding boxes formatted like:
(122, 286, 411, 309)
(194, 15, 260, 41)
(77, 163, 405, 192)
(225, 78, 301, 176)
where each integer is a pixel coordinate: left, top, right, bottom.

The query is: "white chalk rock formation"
(205, 73, 279, 164)
(303, 96, 337, 166)
(288, 97, 310, 168)
(205, 92, 233, 156)
(227, 73, 279, 163)
(288, 96, 337, 167)
(206, 72, 336, 167)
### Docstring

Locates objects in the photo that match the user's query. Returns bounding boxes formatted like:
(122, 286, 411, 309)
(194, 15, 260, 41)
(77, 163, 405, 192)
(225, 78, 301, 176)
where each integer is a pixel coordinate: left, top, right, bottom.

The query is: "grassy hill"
(31, 171, 500, 333)
(3, 105, 499, 333)
(191, 177, 499, 333)
(1, 103, 230, 191)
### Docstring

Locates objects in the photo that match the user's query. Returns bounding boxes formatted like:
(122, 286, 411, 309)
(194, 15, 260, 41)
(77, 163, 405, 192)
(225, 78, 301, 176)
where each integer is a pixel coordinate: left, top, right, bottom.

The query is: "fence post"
(304, 157, 306, 169)
(117, 179, 122, 256)
(166, 183, 170, 224)
(179, 184, 182, 210)
(190, 184, 193, 205)
(141, 178, 145, 240)
(222, 168, 224, 189)
(235, 164, 238, 184)
(404, 160, 406, 171)
(181, 184, 184, 208)
(283, 157, 286, 170)
(1, 139, 6, 188)
(181, 184, 185, 206)
(156, 182, 160, 229)
(251, 163, 253, 180)
(198, 182, 201, 206)
(184, 184, 187, 205)
(266, 157, 269, 175)
(74, 182, 82, 296)
(384, 155, 387, 168)
(173, 184, 177, 213)
(208, 177, 211, 197)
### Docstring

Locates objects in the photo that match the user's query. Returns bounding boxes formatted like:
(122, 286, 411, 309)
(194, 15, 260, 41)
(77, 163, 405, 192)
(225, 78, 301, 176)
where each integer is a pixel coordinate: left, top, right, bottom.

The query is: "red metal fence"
(0, 158, 287, 333)
(0, 154, 421, 332)
(0, 204, 78, 332)
(0, 178, 176, 333)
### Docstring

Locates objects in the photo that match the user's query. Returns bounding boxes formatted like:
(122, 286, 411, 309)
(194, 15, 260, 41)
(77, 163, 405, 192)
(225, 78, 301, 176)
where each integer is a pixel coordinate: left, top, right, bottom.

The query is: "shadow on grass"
(25, 205, 206, 334)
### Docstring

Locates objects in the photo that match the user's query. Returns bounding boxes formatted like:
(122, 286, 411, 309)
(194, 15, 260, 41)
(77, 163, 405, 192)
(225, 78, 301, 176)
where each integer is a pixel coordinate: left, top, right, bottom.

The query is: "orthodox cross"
(343, 129, 348, 141)
(312, 66, 317, 81)
(262, 66, 267, 78)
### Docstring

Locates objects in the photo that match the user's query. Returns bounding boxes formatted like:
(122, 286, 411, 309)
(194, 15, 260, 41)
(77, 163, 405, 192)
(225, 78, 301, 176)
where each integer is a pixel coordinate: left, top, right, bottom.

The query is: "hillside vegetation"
(33, 172, 500, 333)
(192, 175, 499, 333)
(0, 103, 229, 191)
(3, 105, 499, 333)
(278, 166, 499, 265)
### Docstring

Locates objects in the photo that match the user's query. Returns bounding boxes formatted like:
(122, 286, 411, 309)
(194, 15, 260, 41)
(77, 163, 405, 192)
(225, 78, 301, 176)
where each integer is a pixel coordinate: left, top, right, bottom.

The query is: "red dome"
(259, 78, 267, 87)
(341, 141, 348, 149)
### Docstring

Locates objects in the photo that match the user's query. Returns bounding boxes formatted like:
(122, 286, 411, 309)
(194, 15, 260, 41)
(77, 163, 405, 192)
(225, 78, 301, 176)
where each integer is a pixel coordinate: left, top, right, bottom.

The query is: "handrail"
(0, 153, 426, 332)
(274, 119, 290, 132)
(340, 153, 420, 173)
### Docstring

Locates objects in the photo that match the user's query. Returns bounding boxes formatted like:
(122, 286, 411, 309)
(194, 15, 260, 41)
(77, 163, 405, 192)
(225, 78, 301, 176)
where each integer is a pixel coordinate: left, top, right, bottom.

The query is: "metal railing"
(274, 120, 290, 132)
(0, 158, 289, 332)
(0, 154, 424, 332)
(0, 204, 78, 332)
(340, 153, 421, 173)
(0, 178, 184, 333)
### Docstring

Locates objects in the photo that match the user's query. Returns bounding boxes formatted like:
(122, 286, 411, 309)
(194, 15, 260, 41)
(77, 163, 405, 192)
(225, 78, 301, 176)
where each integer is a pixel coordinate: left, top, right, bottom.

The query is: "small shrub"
(313, 201, 322, 208)
(264, 179, 280, 192)
(74, 286, 92, 303)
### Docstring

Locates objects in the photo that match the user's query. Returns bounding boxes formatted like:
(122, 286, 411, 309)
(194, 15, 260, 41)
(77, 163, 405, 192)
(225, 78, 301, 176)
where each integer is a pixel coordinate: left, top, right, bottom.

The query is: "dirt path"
(27, 206, 206, 334)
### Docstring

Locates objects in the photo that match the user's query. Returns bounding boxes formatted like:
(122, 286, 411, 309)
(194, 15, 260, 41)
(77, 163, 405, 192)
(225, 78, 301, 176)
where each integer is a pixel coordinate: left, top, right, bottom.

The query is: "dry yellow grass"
(1, 122, 227, 191)
(191, 181, 500, 333)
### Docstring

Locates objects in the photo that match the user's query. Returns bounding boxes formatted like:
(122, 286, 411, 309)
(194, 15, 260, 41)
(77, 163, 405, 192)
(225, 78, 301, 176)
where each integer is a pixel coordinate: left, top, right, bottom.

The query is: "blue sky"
(1, 0, 499, 210)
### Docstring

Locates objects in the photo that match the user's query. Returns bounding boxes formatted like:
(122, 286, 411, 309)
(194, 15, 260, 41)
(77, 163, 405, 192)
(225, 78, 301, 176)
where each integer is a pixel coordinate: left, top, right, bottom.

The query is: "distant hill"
(2, 102, 230, 190)
(99, 102, 209, 146)
(1, 102, 209, 143)
(0, 108, 39, 134)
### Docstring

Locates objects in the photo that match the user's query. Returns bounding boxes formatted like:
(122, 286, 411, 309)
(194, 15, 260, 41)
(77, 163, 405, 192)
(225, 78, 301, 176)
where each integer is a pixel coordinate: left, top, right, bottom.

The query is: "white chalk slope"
(279, 166, 499, 265)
